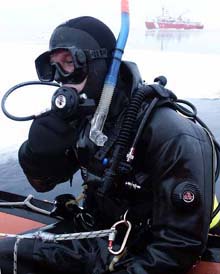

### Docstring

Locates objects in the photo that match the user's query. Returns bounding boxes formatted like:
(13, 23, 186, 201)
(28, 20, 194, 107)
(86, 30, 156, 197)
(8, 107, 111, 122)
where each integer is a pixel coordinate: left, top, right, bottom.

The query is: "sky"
(0, 0, 220, 43)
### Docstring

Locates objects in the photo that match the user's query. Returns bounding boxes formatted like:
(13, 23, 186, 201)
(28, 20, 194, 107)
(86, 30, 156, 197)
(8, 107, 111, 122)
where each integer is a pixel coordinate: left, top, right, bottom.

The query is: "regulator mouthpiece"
(90, 113, 108, 146)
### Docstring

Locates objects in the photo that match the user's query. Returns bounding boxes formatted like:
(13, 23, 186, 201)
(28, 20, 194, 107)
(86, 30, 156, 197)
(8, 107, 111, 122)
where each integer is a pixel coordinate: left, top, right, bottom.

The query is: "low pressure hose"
(100, 86, 152, 194)
(1, 81, 59, 121)
(116, 89, 146, 148)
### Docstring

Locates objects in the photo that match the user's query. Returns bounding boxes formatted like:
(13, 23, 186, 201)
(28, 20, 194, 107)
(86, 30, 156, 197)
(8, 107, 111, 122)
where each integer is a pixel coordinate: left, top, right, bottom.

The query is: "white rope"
(0, 196, 131, 273)
(13, 238, 21, 274)
(0, 228, 116, 242)
(0, 227, 117, 274)
(0, 212, 132, 274)
(0, 195, 52, 215)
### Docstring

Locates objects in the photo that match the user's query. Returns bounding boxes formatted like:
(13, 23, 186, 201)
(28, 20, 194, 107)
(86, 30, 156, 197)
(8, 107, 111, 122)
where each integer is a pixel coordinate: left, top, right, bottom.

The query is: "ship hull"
(145, 21, 204, 30)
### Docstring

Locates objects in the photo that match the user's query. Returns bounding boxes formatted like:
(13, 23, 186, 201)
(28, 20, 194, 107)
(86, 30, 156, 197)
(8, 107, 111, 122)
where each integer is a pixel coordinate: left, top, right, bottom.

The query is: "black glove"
(28, 110, 76, 156)
(18, 111, 79, 189)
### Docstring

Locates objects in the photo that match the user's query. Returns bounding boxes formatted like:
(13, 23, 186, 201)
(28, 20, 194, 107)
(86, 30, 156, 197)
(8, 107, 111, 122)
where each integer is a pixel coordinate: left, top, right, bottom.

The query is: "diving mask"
(35, 47, 108, 84)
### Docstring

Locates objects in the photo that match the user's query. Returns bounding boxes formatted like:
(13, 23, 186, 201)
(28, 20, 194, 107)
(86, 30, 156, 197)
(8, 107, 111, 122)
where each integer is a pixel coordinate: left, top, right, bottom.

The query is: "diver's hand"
(28, 110, 75, 155)
(18, 110, 79, 190)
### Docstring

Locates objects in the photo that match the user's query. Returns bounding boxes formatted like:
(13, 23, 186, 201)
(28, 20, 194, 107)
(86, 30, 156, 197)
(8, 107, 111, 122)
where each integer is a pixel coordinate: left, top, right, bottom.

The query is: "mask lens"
(50, 49, 75, 74)
(51, 48, 88, 84)
(53, 62, 88, 84)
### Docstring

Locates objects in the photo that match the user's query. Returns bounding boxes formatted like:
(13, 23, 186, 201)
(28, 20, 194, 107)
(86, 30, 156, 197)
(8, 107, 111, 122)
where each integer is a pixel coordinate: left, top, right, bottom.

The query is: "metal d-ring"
(108, 210, 132, 255)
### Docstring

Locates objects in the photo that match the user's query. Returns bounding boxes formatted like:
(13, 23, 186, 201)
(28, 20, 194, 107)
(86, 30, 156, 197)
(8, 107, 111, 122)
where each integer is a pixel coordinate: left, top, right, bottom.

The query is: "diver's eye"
(65, 60, 73, 64)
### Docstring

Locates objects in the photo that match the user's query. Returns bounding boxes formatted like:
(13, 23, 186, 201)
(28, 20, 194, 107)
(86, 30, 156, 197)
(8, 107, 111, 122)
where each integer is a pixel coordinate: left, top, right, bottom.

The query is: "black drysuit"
(0, 63, 214, 274)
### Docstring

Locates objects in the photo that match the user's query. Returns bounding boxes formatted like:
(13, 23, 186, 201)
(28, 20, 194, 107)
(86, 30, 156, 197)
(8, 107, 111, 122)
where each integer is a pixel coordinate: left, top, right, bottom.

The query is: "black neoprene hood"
(36, 16, 116, 101)
(50, 16, 116, 53)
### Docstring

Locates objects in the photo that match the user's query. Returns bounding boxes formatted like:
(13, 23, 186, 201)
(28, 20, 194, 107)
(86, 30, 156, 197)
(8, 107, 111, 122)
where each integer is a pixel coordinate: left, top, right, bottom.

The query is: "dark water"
(0, 158, 83, 201)
(1, 98, 220, 201)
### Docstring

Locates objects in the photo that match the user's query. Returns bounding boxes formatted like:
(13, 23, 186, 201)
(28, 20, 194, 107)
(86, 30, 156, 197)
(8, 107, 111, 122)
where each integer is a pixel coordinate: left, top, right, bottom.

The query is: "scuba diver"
(0, 15, 218, 274)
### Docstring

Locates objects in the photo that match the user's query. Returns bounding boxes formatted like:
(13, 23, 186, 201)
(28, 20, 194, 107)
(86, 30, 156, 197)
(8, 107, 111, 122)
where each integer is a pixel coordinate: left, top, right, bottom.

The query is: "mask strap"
(84, 48, 109, 61)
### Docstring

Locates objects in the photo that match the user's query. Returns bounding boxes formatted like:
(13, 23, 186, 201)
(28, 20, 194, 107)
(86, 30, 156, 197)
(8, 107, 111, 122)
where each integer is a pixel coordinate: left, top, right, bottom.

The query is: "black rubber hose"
(174, 99, 197, 117)
(131, 97, 159, 149)
(116, 87, 147, 148)
(101, 86, 151, 194)
(1, 81, 59, 121)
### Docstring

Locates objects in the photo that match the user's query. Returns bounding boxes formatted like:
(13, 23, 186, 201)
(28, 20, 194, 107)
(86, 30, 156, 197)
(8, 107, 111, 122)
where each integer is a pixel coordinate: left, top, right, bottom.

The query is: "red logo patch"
(183, 191, 195, 203)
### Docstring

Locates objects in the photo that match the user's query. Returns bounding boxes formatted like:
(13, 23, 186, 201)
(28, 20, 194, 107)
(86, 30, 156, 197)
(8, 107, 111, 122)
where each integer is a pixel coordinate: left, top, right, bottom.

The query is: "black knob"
(154, 76, 167, 87)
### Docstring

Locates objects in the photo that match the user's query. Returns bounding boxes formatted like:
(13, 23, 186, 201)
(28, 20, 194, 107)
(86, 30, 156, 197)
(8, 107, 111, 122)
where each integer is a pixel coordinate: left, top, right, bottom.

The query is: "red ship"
(145, 8, 204, 30)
